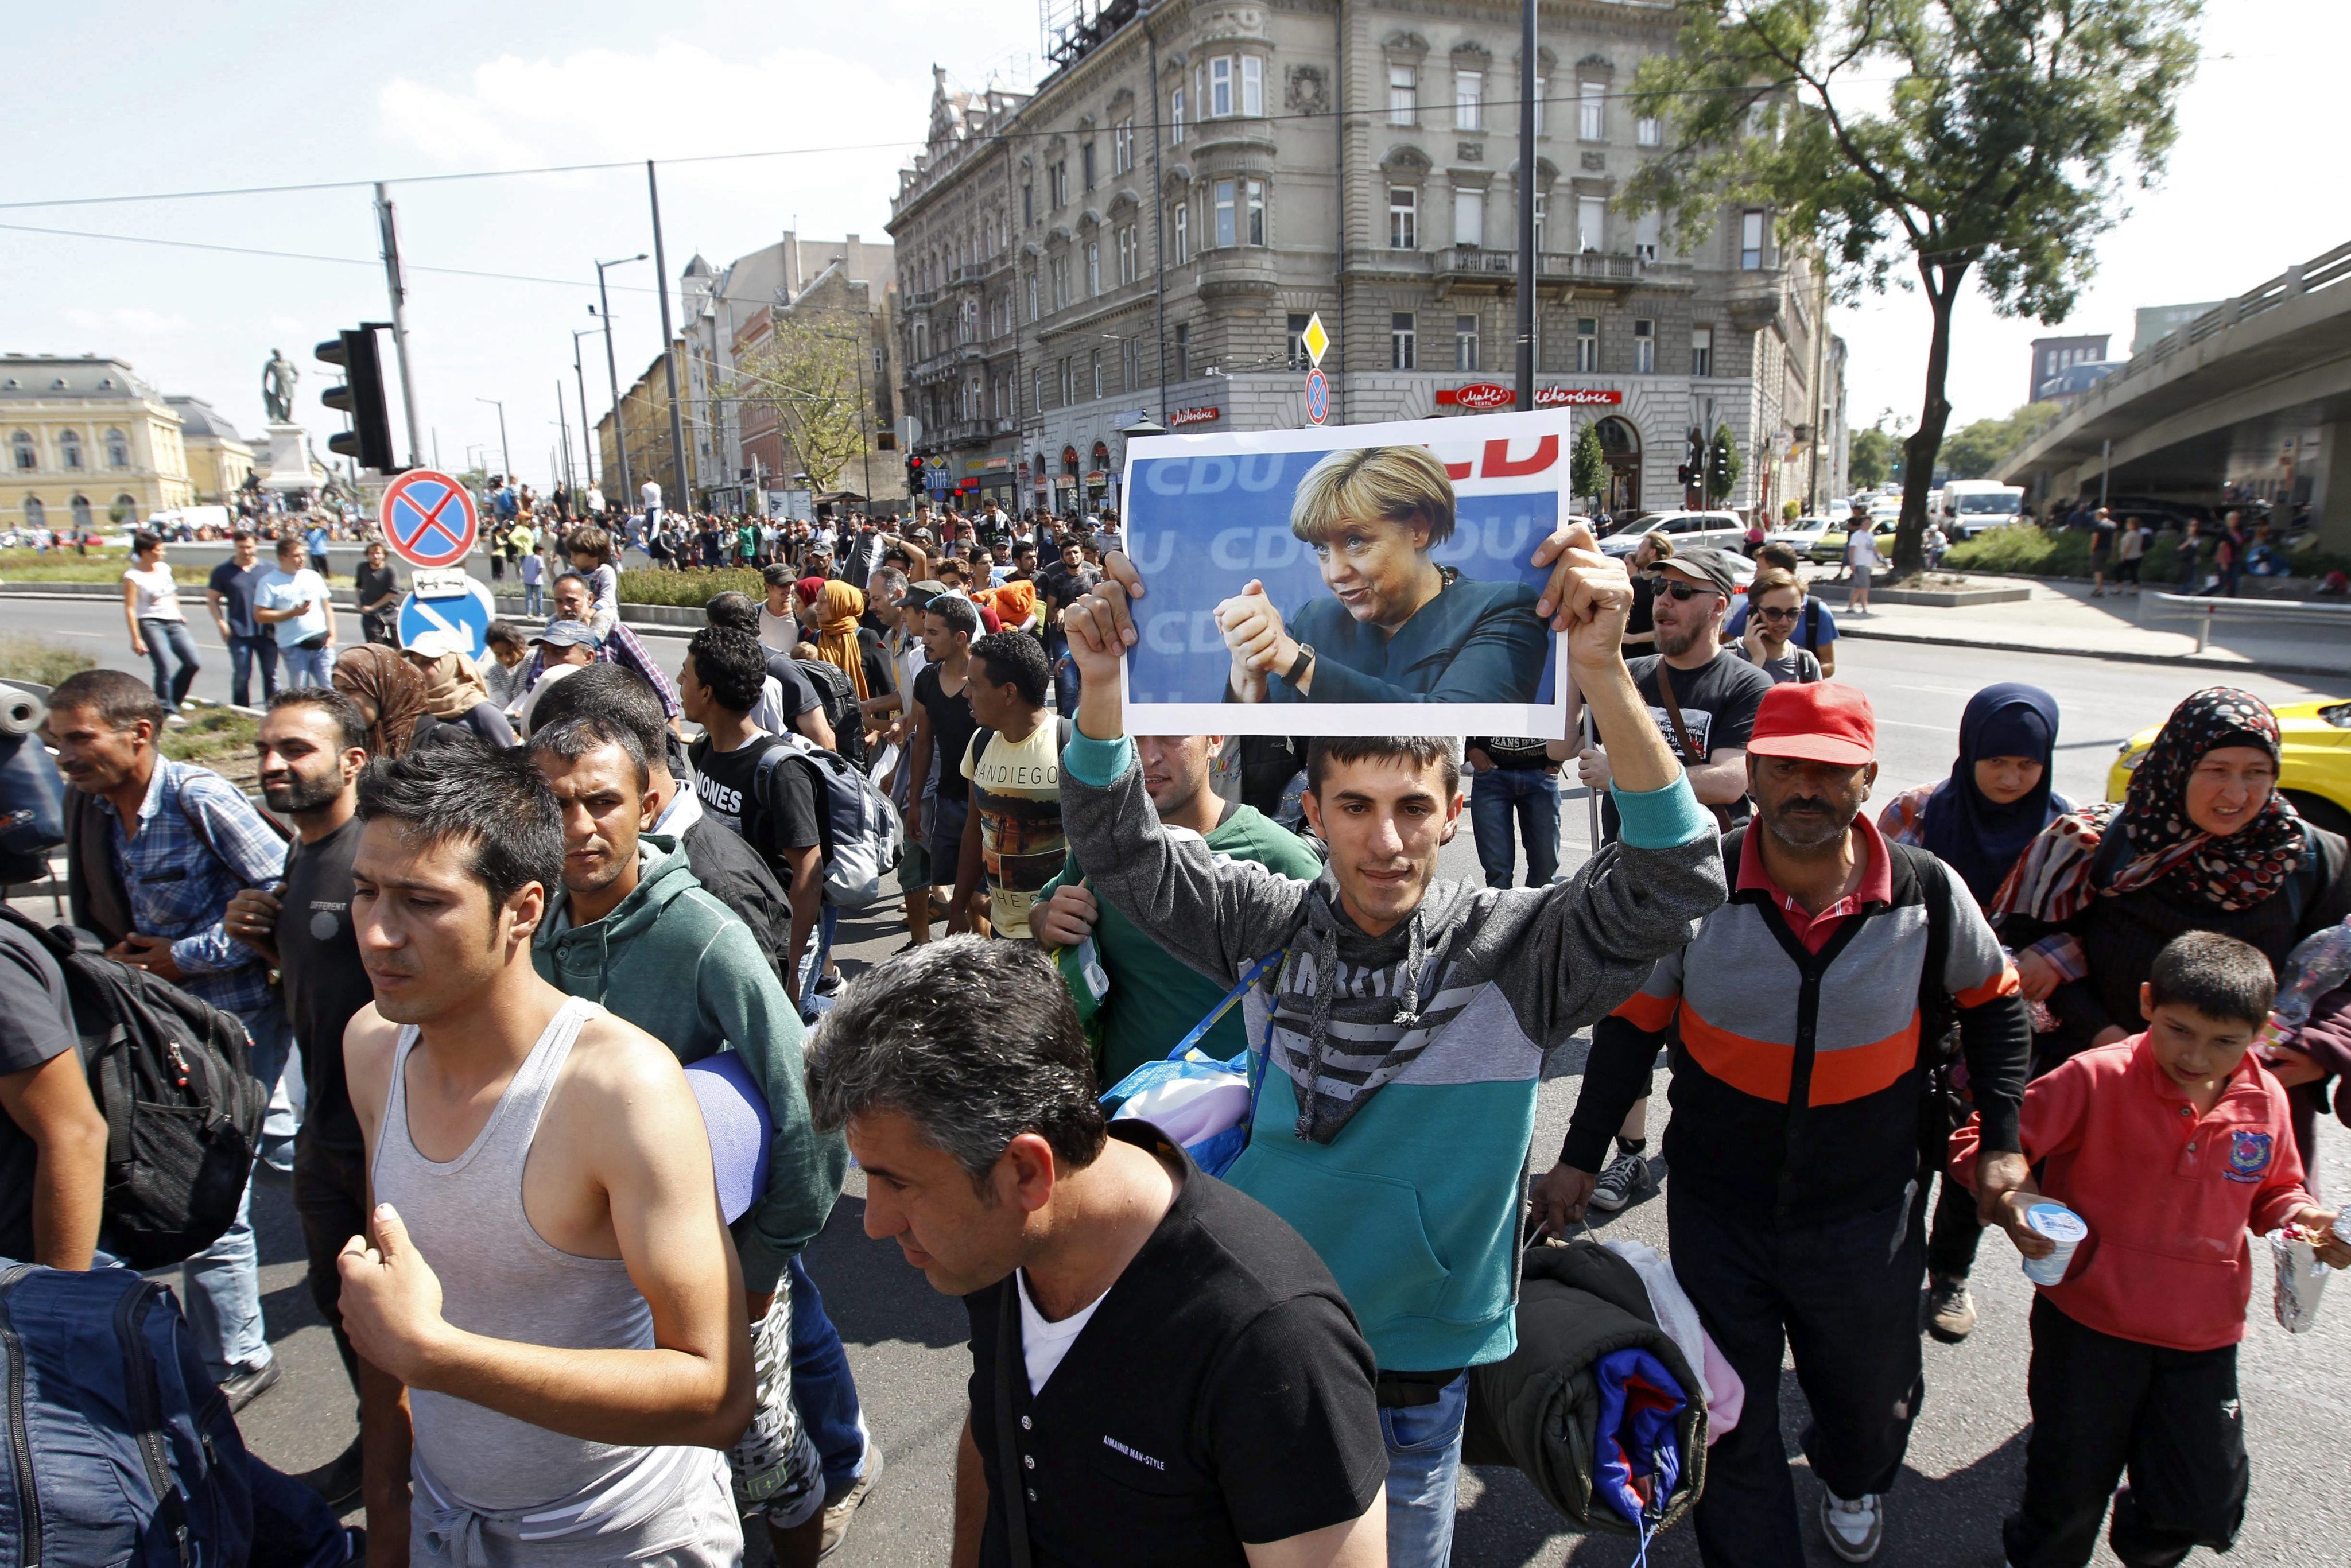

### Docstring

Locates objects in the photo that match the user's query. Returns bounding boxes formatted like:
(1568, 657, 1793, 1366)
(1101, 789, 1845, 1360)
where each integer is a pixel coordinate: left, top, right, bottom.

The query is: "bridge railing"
(2117, 239, 2351, 384)
(2136, 589, 2351, 651)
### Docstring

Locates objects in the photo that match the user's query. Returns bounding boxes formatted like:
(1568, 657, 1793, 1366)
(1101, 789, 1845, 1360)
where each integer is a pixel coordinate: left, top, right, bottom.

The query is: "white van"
(1937, 481, 2025, 539)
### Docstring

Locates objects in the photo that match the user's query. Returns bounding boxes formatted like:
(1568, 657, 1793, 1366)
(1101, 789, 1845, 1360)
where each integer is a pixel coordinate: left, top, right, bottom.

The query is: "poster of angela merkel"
(1118, 407, 1573, 738)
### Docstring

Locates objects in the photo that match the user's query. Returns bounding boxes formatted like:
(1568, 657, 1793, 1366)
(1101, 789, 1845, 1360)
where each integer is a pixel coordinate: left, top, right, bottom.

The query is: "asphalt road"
(10, 600, 2343, 1568)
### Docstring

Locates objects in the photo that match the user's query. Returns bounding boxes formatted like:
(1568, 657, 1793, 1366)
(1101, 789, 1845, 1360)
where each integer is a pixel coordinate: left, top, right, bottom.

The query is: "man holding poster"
(1055, 504, 1727, 1567)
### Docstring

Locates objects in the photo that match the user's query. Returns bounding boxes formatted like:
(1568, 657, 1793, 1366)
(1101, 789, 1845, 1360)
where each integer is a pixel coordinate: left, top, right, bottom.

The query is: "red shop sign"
(1435, 382, 1514, 409)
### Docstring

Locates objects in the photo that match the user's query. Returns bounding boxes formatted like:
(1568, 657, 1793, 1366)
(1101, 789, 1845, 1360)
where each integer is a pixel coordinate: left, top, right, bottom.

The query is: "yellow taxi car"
(2108, 697, 2351, 837)
(1809, 516, 1900, 565)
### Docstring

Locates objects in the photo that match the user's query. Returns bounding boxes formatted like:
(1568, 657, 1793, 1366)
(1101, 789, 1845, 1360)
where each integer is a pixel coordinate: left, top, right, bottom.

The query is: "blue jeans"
(524, 580, 545, 616)
(227, 632, 279, 707)
(1380, 1372, 1469, 1568)
(1045, 627, 1078, 717)
(798, 903, 841, 1014)
(181, 998, 292, 1380)
(785, 1255, 871, 1500)
(139, 619, 202, 712)
(279, 642, 333, 690)
(1469, 766, 1561, 888)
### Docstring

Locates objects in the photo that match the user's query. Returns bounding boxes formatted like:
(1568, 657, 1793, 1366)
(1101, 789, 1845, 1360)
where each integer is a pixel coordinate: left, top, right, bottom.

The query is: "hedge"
(616, 568, 766, 608)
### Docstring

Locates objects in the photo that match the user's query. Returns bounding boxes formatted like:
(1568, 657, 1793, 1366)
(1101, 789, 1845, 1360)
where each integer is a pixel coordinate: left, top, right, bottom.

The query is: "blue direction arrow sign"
(397, 579, 497, 661)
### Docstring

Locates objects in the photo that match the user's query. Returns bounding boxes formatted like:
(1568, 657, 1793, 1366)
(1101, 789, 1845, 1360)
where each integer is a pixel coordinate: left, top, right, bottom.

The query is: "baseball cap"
(1657, 548, 1740, 597)
(903, 579, 946, 608)
(530, 619, 603, 651)
(1745, 681, 1877, 766)
(403, 629, 469, 661)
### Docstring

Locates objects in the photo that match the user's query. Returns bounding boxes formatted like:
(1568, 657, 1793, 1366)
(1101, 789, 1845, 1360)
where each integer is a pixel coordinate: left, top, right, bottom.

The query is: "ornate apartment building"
(889, 0, 1845, 519)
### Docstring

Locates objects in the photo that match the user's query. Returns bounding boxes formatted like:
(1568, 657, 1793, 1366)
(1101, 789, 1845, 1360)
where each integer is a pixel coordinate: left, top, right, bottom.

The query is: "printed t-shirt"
(960, 719, 1066, 939)
(1600, 650, 1770, 837)
(689, 733, 824, 880)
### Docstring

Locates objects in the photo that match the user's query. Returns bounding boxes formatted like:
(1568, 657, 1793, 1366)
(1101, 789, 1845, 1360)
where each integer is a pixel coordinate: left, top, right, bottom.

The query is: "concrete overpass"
(2003, 240, 2351, 551)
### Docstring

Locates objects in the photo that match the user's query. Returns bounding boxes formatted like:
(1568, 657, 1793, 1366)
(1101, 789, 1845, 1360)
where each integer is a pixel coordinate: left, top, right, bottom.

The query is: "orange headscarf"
(814, 580, 870, 700)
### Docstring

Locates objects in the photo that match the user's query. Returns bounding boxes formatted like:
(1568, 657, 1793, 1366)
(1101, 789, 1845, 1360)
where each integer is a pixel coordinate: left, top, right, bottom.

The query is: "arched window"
(106, 429, 130, 469)
(21, 496, 44, 530)
(69, 495, 92, 531)
(9, 431, 32, 472)
(59, 430, 83, 471)
(111, 494, 139, 525)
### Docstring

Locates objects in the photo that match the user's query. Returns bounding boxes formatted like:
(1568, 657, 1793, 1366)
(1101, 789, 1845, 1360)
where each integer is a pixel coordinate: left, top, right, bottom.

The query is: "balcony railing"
(1430, 248, 1686, 288)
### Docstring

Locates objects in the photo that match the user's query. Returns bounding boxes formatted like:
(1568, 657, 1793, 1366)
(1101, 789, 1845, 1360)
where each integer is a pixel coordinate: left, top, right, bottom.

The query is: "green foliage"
(1705, 424, 1741, 506)
(0, 634, 96, 688)
(1848, 424, 1899, 491)
(158, 708, 259, 786)
(1942, 525, 2091, 576)
(1570, 424, 1608, 511)
(1624, 0, 2201, 570)
(1941, 404, 2064, 481)
(616, 567, 766, 608)
(1783, 499, 1802, 521)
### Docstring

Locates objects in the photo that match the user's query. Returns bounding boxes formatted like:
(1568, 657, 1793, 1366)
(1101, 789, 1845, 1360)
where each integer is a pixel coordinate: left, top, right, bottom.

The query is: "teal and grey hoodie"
(1061, 732, 1724, 1373)
(532, 834, 847, 1293)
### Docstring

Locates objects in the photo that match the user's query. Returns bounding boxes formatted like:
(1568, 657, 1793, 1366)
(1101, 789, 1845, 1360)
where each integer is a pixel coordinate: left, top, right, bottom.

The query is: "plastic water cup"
(2020, 1202, 2088, 1287)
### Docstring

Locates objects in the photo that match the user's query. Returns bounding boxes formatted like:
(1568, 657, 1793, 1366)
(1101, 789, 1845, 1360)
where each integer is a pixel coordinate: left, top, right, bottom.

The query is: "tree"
(1705, 422, 1742, 506)
(724, 314, 871, 494)
(1571, 424, 1608, 513)
(1848, 422, 1899, 491)
(1624, 1, 2199, 575)
(1939, 401, 2063, 480)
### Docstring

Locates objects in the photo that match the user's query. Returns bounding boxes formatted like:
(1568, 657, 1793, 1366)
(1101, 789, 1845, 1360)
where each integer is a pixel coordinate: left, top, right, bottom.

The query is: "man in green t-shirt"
(1032, 732, 1322, 1086)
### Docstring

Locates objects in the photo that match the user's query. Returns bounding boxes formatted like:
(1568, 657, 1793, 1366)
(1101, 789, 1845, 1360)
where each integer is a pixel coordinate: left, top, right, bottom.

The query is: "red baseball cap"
(1745, 681, 1877, 766)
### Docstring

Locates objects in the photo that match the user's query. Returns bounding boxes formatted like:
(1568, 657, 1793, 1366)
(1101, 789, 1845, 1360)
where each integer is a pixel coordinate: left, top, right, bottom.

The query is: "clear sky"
(2, 0, 2335, 488)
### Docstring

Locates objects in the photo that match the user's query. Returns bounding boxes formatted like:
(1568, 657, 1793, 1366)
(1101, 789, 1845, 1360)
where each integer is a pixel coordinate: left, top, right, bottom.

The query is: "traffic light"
(316, 327, 397, 472)
(907, 456, 925, 490)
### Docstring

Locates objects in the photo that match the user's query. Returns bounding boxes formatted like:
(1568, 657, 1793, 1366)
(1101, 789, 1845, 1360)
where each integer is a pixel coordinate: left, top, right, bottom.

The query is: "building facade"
(2028, 333, 2110, 406)
(889, 0, 1844, 519)
(164, 395, 254, 503)
(679, 232, 907, 513)
(2, 354, 193, 531)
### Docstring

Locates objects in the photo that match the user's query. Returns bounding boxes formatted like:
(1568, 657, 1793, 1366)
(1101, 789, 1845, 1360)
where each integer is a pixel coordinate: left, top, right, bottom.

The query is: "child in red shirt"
(1953, 932, 2349, 1568)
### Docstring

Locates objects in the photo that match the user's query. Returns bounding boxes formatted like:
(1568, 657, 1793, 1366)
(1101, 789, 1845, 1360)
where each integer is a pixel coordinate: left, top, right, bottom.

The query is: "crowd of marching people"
(3, 486, 2349, 1568)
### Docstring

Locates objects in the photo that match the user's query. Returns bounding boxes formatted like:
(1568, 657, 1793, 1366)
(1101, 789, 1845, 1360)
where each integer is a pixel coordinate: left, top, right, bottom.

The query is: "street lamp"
(594, 253, 649, 506)
(476, 398, 511, 483)
(571, 328, 602, 491)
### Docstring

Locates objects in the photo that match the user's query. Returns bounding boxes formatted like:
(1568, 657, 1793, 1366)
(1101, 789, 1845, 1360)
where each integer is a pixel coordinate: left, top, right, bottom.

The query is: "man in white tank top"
(333, 740, 755, 1565)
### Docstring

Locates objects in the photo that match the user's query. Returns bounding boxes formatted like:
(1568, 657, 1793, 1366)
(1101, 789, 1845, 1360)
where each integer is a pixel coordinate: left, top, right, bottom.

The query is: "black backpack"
(0, 909, 266, 1270)
(794, 657, 869, 770)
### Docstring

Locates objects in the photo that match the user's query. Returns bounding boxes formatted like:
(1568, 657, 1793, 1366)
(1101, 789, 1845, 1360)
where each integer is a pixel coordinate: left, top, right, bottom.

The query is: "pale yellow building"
(1, 354, 193, 533)
(165, 395, 255, 503)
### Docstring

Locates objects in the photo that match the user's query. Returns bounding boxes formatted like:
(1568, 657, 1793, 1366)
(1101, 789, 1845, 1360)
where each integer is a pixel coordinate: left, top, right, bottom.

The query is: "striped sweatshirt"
(1564, 824, 2030, 1226)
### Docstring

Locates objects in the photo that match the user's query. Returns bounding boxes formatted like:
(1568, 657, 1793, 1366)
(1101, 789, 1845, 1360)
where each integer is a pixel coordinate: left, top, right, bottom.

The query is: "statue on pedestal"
(261, 349, 300, 424)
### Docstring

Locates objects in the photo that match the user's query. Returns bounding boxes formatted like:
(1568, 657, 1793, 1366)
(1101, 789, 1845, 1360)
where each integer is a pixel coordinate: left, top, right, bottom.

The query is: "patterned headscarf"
(332, 645, 428, 760)
(1994, 686, 2305, 921)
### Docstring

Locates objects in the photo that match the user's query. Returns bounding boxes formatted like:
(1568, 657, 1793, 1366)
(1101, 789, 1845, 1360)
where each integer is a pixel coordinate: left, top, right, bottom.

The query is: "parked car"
(1810, 516, 1900, 565)
(2109, 697, 2351, 837)
(1767, 517, 1832, 552)
(1599, 510, 1745, 558)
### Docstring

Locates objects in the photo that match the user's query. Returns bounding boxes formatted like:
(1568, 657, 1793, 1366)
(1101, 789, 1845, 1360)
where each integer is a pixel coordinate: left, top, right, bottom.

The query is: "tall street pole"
(478, 398, 510, 480)
(373, 183, 425, 468)
(1144, 2, 1169, 425)
(554, 381, 573, 495)
(647, 161, 690, 514)
(1514, 0, 1537, 409)
(593, 254, 645, 505)
(572, 329, 600, 490)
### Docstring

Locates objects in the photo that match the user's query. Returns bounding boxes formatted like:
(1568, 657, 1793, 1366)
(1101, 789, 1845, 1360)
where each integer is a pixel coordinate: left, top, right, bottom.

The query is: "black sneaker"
(1589, 1150, 1655, 1213)
(218, 1357, 281, 1414)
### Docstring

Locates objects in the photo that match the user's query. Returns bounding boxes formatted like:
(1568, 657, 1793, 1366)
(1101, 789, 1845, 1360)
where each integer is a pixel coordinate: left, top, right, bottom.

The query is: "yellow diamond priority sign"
(1301, 312, 1330, 368)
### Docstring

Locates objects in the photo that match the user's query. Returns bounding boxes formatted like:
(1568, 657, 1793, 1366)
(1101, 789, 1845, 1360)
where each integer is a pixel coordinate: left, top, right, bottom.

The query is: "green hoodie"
(532, 835, 845, 1293)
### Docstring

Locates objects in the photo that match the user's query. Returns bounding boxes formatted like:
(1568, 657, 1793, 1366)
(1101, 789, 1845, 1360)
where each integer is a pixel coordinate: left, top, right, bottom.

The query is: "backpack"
(0, 1262, 345, 1568)
(755, 735, 904, 910)
(0, 909, 266, 1270)
(793, 658, 868, 770)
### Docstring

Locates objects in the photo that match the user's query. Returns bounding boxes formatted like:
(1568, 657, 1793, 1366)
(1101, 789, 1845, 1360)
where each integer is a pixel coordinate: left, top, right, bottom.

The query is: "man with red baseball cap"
(1535, 681, 2034, 1568)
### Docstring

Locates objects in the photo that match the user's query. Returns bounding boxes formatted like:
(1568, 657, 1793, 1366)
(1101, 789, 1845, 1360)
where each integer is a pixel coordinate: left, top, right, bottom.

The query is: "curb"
(1833, 620, 2349, 681)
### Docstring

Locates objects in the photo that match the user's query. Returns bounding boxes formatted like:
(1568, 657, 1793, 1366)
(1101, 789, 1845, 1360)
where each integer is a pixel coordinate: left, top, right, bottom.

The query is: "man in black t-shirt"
(906, 597, 983, 922)
(1035, 535, 1102, 718)
(805, 937, 1387, 1568)
(0, 921, 104, 1270)
(680, 627, 829, 995)
(205, 529, 277, 705)
(223, 686, 379, 1513)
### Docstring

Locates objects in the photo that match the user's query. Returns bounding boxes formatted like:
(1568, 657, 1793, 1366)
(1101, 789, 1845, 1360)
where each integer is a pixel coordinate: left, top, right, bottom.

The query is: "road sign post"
(397, 578, 498, 661)
(379, 469, 480, 570)
(1301, 312, 1332, 426)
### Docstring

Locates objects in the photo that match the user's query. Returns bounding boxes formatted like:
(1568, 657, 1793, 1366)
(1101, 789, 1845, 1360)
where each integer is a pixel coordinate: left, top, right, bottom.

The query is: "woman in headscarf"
(402, 634, 518, 750)
(812, 579, 897, 745)
(1879, 683, 2073, 1344)
(331, 643, 428, 760)
(1995, 686, 2351, 1069)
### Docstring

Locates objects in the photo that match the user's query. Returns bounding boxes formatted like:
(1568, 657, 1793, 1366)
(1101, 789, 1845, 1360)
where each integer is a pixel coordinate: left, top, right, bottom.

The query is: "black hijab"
(1921, 683, 2067, 905)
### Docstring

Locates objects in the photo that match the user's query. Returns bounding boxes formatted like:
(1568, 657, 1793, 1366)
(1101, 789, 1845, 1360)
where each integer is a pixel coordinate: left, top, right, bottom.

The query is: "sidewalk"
(1807, 575, 2351, 680)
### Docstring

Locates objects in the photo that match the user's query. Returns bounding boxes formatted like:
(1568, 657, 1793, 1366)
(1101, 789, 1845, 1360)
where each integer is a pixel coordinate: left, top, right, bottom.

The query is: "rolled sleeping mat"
(683, 1050, 775, 1225)
(0, 686, 45, 739)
